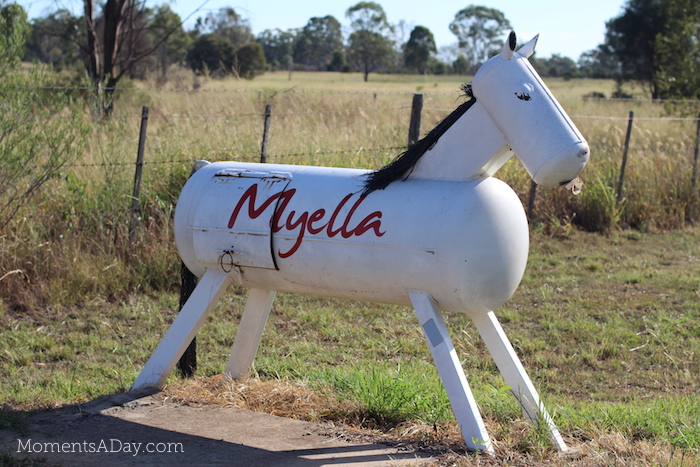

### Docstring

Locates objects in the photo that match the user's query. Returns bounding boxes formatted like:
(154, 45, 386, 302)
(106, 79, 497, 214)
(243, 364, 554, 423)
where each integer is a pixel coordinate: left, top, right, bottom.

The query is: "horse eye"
(515, 82, 535, 101)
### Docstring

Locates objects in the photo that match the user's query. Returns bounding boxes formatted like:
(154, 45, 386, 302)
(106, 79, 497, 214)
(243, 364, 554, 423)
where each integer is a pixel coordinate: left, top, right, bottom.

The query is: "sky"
(19, 0, 627, 60)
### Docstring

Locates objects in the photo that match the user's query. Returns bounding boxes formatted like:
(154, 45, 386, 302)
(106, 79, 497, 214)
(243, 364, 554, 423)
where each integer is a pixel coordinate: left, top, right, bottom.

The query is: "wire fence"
(5, 84, 700, 229)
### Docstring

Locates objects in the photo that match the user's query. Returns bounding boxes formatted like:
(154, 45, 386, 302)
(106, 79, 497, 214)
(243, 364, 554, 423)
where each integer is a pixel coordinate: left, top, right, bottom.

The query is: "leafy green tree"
(24, 9, 82, 71)
(578, 46, 619, 79)
(0, 3, 27, 72)
(328, 49, 348, 72)
(347, 30, 395, 81)
(187, 33, 235, 76)
(453, 54, 470, 75)
(533, 54, 580, 79)
(293, 16, 343, 70)
(428, 57, 446, 75)
(192, 7, 253, 48)
(603, 0, 665, 98)
(0, 2, 90, 228)
(149, 5, 191, 80)
(601, 0, 700, 99)
(449, 5, 512, 66)
(234, 42, 266, 79)
(346, 1, 391, 34)
(654, 0, 700, 99)
(404, 25, 436, 74)
(257, 28, 295, 70)
(346, 2, 395, 81)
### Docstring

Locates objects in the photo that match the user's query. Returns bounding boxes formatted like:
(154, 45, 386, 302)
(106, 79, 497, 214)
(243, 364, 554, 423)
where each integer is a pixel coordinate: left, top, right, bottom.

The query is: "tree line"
(10, 0, 700, 102)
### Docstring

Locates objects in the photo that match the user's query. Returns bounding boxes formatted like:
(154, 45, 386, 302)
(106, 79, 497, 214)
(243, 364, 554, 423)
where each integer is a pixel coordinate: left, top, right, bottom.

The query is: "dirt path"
(0, 391, 438, 466)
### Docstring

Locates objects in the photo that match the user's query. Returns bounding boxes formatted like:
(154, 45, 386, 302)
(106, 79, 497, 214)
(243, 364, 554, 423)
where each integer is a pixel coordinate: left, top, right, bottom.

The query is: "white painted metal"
(470, 311, 568, 452)
(132, 270, 231, 390)
(409, 291, 492, 452)
(133, 32, 589, 452)
(225, 289, 277, 379)
(175, 164, 529, 314)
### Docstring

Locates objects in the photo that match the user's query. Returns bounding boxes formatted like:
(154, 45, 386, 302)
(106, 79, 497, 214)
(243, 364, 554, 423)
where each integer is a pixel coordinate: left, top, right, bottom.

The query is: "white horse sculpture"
(132, 32, 589, 453)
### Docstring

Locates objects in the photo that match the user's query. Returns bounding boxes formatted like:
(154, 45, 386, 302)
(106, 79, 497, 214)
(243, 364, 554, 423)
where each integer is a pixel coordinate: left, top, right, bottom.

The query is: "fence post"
(260, 104, 272, 163)
(129, 106, 148, 247)
(176, 160, 209, 377)
(616, 110, 634, 203)
(692, 112, 700, 188)
(408, 93, 424, 147)
(176, 261, 198, 377)
(527, 180, 537, 220)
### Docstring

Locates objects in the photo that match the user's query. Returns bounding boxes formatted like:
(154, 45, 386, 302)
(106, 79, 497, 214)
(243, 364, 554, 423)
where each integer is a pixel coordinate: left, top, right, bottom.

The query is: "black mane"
(362, 96, 477, 196)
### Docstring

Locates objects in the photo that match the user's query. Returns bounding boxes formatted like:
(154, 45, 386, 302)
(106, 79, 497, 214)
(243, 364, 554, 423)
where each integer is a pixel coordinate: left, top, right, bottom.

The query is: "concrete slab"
(0, 392, 436, 466)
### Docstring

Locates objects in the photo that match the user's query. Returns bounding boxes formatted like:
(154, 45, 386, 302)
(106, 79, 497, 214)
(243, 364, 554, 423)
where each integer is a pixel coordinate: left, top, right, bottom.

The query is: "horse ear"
(518, 34, 539, 58)
(501, 31, 516, 60)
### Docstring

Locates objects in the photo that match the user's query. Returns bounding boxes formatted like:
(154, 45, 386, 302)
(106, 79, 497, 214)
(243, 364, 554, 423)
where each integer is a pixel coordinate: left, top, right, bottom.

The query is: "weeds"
(317, 363, 452, 429)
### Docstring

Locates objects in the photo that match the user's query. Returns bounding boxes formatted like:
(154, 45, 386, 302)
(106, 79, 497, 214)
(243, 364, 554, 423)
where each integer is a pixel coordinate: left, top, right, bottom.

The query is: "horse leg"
(132, 270, 232, 390)
(225, 289, 277, 379)
(469, 311, 568, 452)
(408, 291, 493, 453)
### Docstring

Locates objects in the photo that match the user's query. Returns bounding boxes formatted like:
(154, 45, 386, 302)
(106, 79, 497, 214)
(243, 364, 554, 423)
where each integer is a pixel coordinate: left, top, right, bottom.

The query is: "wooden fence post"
(176, 160, 208, 377)
(260, 104, 272, 163)
(616, 110, 634, 203)
(692, 112, 700, 188)
(408, 93, 423, 147)
(527, 180, 537, 220)
(129, 106, 148, 247)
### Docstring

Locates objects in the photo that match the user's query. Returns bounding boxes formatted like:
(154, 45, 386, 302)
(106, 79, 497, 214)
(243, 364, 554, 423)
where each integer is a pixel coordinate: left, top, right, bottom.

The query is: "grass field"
(2, 227, 698, 464)
(1, 69, 700, 465)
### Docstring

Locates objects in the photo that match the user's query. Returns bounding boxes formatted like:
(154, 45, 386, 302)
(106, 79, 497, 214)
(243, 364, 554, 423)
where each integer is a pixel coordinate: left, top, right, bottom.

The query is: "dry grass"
(4, 372, 692, 466)
(163, 375, 696, 466)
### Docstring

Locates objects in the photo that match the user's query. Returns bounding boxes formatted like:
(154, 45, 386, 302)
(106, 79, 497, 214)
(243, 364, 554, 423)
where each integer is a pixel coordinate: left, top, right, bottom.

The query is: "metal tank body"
(174, 161, 529, 314)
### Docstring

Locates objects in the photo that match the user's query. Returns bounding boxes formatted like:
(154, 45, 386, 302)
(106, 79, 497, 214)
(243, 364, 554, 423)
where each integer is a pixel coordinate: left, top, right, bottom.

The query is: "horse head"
(473, 31, 589, 187)
(363, 31, 589, 195)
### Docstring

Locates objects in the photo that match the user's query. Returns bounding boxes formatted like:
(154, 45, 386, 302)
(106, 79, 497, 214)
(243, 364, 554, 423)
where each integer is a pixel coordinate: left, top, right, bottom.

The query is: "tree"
(234, 42, 266, 79)
(149, 5, 191, 81)
(346, 1, 391, 34)
(0, 3, 90, 228)
(192, 7, 253, 48)
(347, 30, 394, 81)
(578, 46, 619, 79)
(390, 19, 414, 69)
(293, 16, 343, 70)
(453, 54, 470, 75)
(0, 3, 28, 75)
(603, 0, 665, 98)
(257, 28, 295, 70)
(25, 9, 82, 71)
(533, 54, 580, 79)
(345, 2, 395, 81)
(449, 5, 512, 66)
(187, 33, 235, 76)
(654, 0, 700, 99)
(328, 49, 348, 72)
(404, 25, 436, 74)
(83, 0, 145, 113)
(81, 0, 191, 115)
(601, 0, 700, 99)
